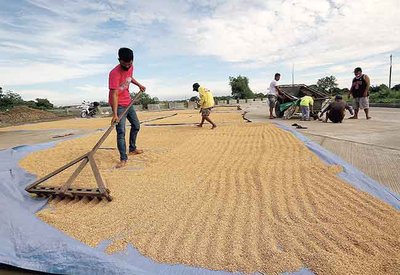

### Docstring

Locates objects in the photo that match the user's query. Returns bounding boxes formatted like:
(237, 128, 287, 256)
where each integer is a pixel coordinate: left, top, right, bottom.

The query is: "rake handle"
(91, 91, 143, 152)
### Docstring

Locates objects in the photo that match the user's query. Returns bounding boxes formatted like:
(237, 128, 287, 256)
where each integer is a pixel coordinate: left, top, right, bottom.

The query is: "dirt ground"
(0, 106, 59, 127)
(17, 109, 400, 275)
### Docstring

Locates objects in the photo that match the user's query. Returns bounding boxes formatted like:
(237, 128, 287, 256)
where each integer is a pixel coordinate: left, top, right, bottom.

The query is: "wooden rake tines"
(25, 93, 143, 202)
(25, 126, 114, 201)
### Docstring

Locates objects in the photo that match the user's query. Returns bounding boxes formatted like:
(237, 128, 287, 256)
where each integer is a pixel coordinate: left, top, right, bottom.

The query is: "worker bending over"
(299, 95, 314, 121)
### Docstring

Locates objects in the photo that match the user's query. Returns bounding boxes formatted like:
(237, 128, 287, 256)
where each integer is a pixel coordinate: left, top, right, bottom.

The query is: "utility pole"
(389, 54, 392, 89)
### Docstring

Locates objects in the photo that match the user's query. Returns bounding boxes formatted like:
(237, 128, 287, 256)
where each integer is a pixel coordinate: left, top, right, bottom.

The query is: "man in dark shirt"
(319, 95, 354, 123)
(348, 67, 371, 119)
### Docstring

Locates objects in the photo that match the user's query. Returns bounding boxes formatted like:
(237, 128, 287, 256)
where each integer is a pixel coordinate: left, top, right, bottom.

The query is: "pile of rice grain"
(20, 118, 400, 275)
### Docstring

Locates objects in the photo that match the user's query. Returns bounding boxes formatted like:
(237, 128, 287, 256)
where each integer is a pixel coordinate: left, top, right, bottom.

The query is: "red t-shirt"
(108, 64, 134, 107)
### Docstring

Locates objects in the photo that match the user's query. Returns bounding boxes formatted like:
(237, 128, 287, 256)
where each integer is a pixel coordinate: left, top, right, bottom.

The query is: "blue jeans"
(116, 105, 140, 161)
(301, 106, 310, 120)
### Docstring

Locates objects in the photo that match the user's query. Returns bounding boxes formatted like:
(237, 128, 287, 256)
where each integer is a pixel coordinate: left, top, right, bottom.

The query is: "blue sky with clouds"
(1, 0, 399, 105)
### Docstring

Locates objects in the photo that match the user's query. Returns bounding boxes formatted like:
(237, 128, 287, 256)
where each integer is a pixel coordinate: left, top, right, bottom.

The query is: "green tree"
(254, 92, 265, 98)
(214, 96, 231, 101)
(99, 100, 109, 107)
(317, 76, 338, 94)
(25, 100, 37, 108)
(0, 90, 24, 109)
(392, 84, 400, 91)
(35, 98, 54, 109)
(131, 92, 156, 109)
(369, 84, 400, 103)
(229, 75, 254, 99)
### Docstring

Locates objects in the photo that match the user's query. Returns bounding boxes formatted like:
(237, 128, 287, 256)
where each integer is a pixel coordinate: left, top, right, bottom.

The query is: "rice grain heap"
(20, 113, 400, 275)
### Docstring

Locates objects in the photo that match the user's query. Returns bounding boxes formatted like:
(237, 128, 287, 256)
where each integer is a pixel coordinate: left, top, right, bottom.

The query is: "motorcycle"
(80, 101, 100, 118)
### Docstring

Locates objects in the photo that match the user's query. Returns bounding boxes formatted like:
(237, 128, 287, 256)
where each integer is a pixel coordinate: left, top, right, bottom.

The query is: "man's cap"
(354, 67, 362, 73)
(192, 83, 200, 91)
(335, 95, 343, 100)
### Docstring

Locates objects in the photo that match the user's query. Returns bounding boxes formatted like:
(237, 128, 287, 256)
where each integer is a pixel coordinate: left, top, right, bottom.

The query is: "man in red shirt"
(109, 47, 146, 168)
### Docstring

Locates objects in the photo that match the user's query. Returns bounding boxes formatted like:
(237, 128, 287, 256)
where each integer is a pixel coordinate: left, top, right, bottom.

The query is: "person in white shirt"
(267, 73, 282, 119)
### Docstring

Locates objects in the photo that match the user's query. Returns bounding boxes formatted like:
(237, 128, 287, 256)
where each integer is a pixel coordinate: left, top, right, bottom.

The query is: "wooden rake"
(25, 93, 143, 201)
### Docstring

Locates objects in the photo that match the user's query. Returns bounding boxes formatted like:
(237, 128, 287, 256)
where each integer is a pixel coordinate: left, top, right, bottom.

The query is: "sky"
(0, 0, 399, 106)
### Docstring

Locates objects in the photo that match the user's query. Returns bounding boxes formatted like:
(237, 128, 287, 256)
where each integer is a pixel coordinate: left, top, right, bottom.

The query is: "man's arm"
(131, 77, 146, 92)
(276, 85, 283, 96)
(110, 89, 119, 125)
(320, 104, 331, 117)
(363, 75, 370, 97)
(349, 83, 354, 99)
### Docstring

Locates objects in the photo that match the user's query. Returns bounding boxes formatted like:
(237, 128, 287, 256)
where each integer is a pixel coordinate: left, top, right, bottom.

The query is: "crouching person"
(319, 95, 354, 123)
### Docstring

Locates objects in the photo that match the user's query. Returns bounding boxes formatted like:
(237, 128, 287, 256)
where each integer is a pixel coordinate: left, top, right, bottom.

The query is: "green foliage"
(329, 87, 350, 95)
(253, 92, 265, 98)
(0, 89, 24, 109)
(229, 75, 254, 99)
(35, 98, 54, 109)
(99, 100, 109, 107)
(131, 92, 157, 109)
(392, 84, 400, 91)
(214, 95, 231, 101)
(0, 87, 55, 110)
(369, 84, 400, 103)
(25, 100, 37, 108)
(316, 76, 338, 94)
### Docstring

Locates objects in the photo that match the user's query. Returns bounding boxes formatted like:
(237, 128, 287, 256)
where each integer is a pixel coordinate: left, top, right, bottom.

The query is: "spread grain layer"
(19, 112, 400, 275)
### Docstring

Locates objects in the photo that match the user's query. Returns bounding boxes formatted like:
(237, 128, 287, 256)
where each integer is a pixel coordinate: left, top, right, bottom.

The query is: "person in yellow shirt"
(193, 83, 217, 129)
(299, 95, 314, 121)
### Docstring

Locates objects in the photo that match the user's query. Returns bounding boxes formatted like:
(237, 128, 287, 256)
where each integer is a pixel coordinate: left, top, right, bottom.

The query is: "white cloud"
(0, 61, 109, 86)
(17, 86, 108, 106)
(183, 0, 400, 70)
(0, 0, 399, 102)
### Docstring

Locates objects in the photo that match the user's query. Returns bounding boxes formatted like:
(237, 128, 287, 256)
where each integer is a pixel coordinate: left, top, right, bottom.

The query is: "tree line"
(0, 87, 54, 110)
(2, 76, 400, 111)
(221, 75, 400, 103)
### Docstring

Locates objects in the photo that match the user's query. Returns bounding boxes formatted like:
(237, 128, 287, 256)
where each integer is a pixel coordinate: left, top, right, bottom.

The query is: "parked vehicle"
(275, 84, 330, 119)
(80, 101, 100, 118)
